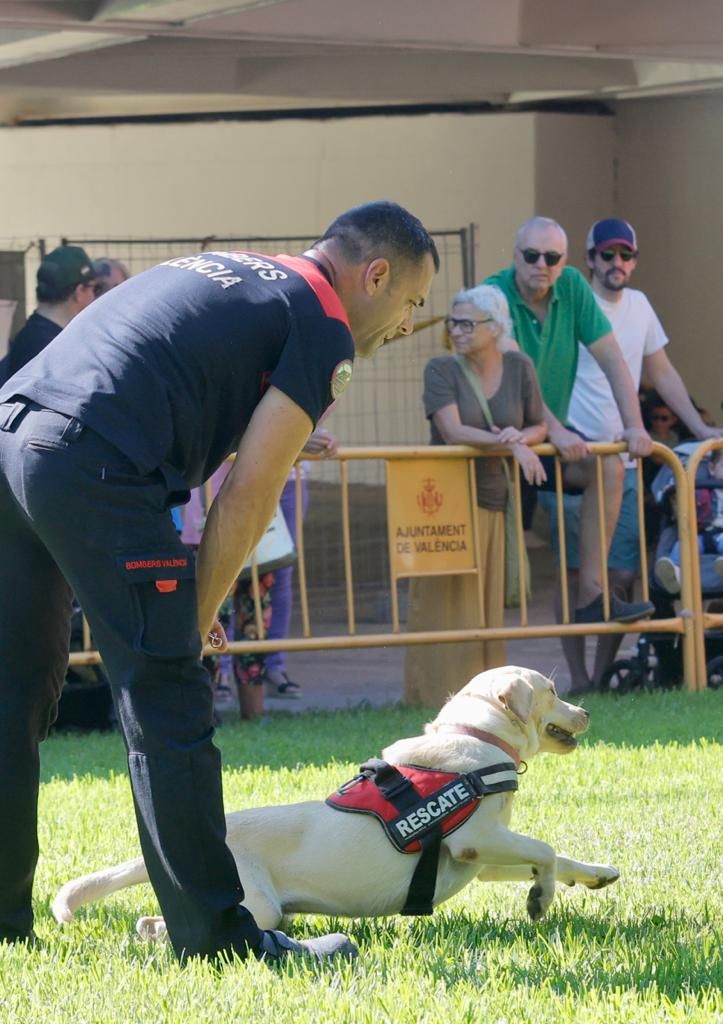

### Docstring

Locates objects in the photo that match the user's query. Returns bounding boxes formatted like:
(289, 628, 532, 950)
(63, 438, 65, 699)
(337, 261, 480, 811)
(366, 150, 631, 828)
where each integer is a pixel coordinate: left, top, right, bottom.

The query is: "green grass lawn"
(1, 690, 720, 1023)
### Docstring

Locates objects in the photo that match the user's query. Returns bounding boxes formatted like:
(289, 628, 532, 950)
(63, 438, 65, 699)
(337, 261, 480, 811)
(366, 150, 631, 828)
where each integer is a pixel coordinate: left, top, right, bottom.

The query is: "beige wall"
(614, 93, 723, 421)
(13, 107, 709, 468)
(534, 112, 616, 267)
(0, 111, 542, 475)
(0, 112, 535, 246)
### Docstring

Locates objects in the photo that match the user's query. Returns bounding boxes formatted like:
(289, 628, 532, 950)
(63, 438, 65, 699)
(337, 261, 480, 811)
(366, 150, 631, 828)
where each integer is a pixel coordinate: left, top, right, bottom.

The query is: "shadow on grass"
(353, 905, 720, 999)
(34, 899, 719, 998)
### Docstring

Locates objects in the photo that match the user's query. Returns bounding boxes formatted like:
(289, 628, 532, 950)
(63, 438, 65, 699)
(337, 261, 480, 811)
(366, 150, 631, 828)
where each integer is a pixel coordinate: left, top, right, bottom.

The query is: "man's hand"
(548, 423, 589, 462)
(205, 619, 229, 654)
(621, 426, 653, 457)
(303, 428, 338, 458)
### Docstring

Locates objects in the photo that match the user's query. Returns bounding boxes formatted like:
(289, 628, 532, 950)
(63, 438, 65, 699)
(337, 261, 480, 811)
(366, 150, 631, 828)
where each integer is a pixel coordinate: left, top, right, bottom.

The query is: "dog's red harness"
(326, 756, 519, 915)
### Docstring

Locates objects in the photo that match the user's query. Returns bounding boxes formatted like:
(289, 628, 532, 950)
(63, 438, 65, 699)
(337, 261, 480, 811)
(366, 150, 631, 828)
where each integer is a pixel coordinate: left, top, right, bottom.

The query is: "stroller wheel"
(599, 659, 647, 696)
(706, 655, 723, 690)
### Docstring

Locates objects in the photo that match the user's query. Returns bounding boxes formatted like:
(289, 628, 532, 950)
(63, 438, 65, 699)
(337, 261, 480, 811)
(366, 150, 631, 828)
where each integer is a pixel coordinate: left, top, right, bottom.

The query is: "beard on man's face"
(601, 267, 629, 291)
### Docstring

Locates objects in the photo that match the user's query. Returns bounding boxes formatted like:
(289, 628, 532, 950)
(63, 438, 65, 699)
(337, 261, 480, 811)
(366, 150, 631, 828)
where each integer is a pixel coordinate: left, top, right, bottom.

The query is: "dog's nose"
(580, 707, 590, 721)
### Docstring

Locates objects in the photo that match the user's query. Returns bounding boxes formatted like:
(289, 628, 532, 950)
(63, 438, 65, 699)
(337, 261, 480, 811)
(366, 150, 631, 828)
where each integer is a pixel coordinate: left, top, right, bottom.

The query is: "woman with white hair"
(404, 284, 547, 707)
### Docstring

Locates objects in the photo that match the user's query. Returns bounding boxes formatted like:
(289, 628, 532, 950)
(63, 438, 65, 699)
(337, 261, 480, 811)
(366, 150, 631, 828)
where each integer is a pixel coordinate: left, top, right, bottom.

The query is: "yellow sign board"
(386, 457, 475, 577)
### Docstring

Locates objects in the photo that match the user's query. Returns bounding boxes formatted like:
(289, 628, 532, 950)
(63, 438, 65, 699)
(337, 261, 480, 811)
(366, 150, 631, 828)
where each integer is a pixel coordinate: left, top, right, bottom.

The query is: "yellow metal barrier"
(68, 440, 707, 691)
(684, 438, 723, 689)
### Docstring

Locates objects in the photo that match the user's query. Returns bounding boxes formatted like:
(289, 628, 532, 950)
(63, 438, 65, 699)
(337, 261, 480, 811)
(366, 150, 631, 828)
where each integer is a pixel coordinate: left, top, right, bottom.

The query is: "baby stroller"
(599, 442, 723, 694)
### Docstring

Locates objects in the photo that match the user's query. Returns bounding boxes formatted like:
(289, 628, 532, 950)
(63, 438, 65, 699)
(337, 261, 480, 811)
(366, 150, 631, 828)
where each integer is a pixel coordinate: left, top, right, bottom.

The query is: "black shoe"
(263, 669, 302, 699)
(574, 594, 655, 624)
(257, 929, 358, 964)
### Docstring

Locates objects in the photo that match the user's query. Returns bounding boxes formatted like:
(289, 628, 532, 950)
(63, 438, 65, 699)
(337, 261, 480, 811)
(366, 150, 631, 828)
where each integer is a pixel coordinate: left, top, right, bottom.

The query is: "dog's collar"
(433, 724, 524, 770)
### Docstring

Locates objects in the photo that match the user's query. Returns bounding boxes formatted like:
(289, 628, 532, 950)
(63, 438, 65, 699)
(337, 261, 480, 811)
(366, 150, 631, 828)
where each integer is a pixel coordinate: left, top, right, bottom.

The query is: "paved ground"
(219, 543, 639, 719)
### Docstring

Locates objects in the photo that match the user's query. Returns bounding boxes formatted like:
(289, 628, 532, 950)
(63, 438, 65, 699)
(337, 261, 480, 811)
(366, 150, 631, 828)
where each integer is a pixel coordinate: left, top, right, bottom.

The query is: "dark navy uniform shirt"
(0, 252, 354, 492)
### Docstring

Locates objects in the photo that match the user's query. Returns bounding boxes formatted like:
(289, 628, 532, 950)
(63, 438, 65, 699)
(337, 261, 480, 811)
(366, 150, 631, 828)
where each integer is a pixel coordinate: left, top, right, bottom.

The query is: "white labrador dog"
(53, 666, 619, 939)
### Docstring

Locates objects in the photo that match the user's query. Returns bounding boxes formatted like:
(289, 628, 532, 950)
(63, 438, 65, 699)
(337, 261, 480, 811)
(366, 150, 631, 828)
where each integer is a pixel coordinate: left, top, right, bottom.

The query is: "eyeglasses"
(444, 317, 494, 334)
(518, 248, 565, 267)
(599, 249, 638, 262)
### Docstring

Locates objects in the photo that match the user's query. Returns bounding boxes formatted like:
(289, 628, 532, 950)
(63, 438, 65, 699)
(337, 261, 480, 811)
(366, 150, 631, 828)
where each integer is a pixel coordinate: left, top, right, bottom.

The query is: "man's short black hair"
(317, 201, 440, 273)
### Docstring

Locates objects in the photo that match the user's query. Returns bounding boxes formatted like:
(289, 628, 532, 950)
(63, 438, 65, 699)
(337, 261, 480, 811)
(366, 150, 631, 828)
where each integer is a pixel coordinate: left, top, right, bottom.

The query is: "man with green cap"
(0, 245, 96, 384)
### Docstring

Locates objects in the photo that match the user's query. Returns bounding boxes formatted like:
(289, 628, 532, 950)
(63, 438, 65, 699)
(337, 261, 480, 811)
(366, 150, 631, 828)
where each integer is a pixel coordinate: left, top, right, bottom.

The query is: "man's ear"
(496, 675, 534, 724)
(363, 257, 391, 296)
(585, 251, 595, 273)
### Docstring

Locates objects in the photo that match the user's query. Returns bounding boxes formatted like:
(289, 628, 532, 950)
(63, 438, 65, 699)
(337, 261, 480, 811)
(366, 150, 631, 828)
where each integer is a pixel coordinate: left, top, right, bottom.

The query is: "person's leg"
(0, 461, 72, 942)
(554, 570, 593, 691)
(592, 474, 641, 683)
(481, 508, 506, 669)
(566, 454, 653, 623)
(591, 568, 635, 681)
(264, 474, 308, 690)
(537, 491, 590, 690)
(564, 453, 624, 607)
(8, 417, 262, 961)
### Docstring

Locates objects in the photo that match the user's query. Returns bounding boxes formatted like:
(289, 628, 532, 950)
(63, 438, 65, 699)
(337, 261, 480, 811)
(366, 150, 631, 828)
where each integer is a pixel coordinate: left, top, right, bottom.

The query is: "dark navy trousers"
(0, 401, 262, 960)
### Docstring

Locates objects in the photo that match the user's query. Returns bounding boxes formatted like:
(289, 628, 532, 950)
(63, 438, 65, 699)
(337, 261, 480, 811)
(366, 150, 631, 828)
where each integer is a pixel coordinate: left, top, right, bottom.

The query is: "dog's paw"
(136, 916, 167, 942)
(526, 882, 553, 921)
(585, 865, 620, 890)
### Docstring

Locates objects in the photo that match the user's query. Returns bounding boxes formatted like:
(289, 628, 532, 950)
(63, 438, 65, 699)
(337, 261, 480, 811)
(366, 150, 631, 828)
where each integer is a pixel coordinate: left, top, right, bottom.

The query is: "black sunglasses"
(599, 249, 638, 262)
(518, 248, 564, 267)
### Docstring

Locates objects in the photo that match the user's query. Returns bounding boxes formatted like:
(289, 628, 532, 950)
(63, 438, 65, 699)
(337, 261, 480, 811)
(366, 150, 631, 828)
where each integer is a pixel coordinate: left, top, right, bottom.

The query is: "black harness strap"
(356, 758, 518, 916)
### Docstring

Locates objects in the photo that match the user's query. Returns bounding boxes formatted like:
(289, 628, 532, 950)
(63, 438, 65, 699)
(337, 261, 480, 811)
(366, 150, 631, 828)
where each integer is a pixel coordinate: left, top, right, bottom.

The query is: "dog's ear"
(496, 676, 534, 724)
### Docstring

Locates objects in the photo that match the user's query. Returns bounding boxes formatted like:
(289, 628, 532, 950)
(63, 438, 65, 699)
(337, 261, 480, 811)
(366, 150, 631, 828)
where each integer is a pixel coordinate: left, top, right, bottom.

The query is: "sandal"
(264, 669, 302, 699)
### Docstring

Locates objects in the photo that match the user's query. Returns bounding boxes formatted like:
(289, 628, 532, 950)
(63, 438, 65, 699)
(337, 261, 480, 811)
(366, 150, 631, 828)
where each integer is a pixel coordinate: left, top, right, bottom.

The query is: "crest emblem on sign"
(330, 359, 353, 399)
(417, 478, 443, 515)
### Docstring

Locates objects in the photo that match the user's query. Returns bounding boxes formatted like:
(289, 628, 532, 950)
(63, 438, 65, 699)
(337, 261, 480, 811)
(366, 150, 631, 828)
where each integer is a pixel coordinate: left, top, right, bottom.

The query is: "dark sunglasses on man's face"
(599, 249, 638, 262)
(518, 248, 564, 267)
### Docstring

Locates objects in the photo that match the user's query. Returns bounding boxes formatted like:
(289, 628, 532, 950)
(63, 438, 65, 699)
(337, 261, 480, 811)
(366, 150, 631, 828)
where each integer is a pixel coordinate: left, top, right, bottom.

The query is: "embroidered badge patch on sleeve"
(330, 359, 353, 400)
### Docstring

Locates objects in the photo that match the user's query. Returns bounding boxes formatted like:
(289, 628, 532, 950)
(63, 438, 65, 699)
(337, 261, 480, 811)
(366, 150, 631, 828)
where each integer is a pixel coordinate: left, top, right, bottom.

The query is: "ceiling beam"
(520, 0, 723, 51)
(0, 37, 637, 99)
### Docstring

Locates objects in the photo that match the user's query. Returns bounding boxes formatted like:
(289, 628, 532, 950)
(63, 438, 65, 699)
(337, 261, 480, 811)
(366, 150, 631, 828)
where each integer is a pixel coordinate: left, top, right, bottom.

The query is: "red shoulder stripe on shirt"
(273, 254, 350, 328)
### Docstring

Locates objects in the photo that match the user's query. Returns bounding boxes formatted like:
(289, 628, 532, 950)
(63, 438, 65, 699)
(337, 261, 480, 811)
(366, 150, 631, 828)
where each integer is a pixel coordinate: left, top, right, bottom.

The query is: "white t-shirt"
(567, 287, 668, 467)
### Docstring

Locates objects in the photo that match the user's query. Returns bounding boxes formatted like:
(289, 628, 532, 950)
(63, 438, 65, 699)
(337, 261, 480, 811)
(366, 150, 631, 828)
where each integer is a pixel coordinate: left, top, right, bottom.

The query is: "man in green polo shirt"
(485, 216, 654, 629)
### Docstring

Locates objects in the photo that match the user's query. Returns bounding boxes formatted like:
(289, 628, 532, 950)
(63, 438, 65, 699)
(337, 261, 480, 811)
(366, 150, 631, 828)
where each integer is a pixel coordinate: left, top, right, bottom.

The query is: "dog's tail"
(52, 857, 149, 924)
